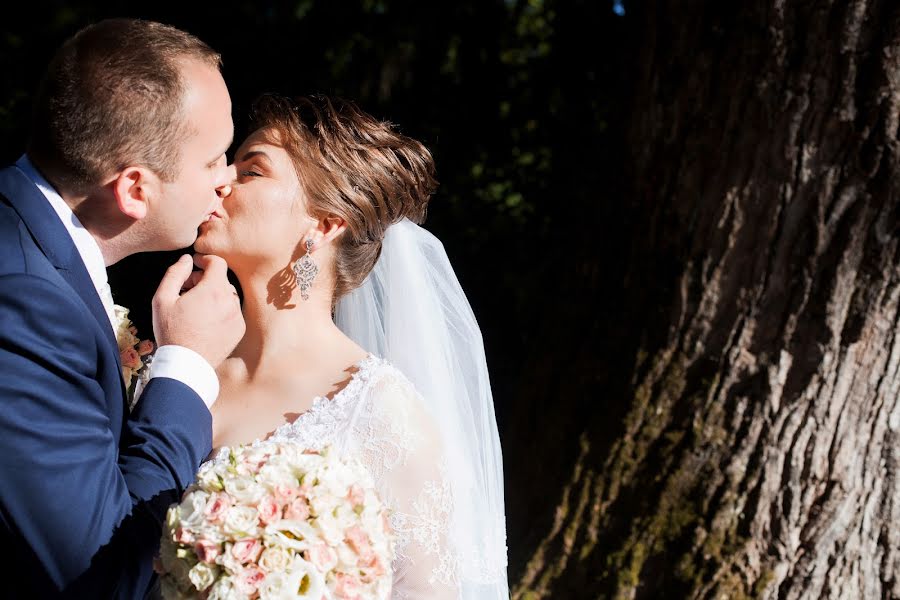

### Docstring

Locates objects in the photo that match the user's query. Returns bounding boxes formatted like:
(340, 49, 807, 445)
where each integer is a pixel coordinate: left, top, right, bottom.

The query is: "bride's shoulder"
(355, 356, 427, 414)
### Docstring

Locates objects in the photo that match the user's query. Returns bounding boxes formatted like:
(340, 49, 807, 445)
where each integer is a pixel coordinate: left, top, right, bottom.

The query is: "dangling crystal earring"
(292, 239, 319, 301)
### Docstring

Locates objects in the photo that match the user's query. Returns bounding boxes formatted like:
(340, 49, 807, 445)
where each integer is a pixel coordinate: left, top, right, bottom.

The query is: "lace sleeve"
(349, 368, 459, 599)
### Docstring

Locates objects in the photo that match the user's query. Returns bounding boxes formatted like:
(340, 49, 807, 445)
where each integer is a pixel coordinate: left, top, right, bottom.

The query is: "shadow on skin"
(266, 238, 305, 310)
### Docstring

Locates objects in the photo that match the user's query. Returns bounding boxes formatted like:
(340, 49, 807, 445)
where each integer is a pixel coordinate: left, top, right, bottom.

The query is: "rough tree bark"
(510, 1, 900, 598)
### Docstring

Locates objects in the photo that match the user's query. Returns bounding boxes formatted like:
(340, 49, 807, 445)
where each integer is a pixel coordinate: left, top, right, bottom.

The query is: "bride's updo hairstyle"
(249, 94, 438, 300)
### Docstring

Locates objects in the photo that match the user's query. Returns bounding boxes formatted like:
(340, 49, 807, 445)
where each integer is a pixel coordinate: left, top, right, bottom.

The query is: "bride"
(193, 94, 509, 599)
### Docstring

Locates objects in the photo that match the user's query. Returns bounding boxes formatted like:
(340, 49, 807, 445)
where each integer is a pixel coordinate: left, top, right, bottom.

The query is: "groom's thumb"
(154, 254, 194, 307)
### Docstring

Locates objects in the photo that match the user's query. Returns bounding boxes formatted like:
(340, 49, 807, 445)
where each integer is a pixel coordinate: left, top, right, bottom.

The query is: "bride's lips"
(203, 210, 225, 223)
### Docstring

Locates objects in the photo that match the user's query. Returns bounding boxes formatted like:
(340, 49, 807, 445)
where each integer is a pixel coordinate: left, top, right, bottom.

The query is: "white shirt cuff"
(148, 345, 220, 408)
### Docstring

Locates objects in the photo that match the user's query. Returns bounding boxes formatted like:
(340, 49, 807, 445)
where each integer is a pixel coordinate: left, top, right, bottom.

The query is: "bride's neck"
(232, 266, 343, 374)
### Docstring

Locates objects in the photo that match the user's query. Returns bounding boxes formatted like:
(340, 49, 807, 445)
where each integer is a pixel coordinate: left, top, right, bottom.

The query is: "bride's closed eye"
(239, 169, 262, 178)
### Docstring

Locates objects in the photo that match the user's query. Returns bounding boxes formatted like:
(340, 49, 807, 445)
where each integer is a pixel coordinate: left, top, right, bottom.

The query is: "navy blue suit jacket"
(0, 165, 212, 598)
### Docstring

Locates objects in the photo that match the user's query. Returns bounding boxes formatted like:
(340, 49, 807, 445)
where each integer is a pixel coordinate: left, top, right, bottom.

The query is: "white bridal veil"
(334, 219, 509, 599)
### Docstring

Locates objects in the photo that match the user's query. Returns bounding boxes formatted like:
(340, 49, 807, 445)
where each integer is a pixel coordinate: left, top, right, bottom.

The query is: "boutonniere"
(113, 304, 155, 411)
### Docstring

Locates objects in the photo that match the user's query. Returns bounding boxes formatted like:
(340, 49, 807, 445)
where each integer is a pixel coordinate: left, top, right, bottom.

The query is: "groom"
(0, 19, 244, 598)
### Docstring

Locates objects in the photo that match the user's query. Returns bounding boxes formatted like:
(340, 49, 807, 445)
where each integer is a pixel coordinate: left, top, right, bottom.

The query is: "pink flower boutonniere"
(113, 304, 155, 411)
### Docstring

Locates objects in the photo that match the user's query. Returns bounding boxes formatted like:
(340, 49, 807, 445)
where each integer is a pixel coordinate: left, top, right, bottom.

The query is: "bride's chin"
(193, 232, 219, 255)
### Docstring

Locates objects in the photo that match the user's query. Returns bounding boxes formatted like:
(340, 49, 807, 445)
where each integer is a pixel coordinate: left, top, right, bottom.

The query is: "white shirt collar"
(15, 154, 110, 294)
(15, 155, 116, 331)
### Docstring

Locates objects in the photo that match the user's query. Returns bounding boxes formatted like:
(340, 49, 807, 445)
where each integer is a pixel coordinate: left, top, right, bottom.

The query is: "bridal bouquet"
(157, 443, 394, 600)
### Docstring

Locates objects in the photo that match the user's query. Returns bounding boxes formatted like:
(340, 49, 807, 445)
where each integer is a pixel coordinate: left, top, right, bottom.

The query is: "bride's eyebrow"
(238, 150, 272, 165)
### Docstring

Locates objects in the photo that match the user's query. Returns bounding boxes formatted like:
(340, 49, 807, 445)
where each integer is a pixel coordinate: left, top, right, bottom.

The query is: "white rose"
(223, 506, 260, 537)
(320, 462, 357, 497)
(257, 572, 287, 600)
(207, 575, 241, 600)
(188, 562, 219, 592)
(258, 545, 294, 574)
(224, 476, 266, 504)
(197, 464, 225, 492)
(257, 464, 297, 491)
(179, 490, 211, 528)
(308, 490, 341, 520)
(313, 508, 346, 546)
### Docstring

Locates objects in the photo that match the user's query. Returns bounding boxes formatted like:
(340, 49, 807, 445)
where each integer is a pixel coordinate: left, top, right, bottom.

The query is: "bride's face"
(195, 127, 314, 269)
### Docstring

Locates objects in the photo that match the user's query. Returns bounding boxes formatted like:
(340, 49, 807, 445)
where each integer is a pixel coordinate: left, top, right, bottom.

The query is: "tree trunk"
(510, 1, 900, 598)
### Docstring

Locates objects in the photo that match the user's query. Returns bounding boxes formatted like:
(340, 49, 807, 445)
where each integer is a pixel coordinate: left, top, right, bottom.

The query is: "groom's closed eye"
(206, 154, 227, 169)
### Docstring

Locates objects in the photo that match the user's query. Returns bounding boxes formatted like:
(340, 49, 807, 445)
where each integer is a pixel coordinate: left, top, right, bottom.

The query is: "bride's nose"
(216, 164, 238, 198)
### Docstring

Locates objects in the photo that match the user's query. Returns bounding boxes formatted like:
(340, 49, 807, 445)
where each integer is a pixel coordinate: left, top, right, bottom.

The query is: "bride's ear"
(111, 167, 152, 220)
(309, 215, 348, 249)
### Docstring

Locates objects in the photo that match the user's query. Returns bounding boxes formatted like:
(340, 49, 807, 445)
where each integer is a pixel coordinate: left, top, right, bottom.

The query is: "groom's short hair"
(27, 18, 221, 194)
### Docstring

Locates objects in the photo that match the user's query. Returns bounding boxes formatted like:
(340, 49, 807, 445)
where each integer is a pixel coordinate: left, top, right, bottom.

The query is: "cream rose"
(258, 545, 294, 573)
(178, 490, 210, 528)
(188, 562, 218, 592)
(223, 476, 266, 504)
(223, 506, 260, 537)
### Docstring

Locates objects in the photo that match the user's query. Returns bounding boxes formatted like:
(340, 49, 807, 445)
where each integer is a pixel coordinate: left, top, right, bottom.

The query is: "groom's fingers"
(189, 254, 230, 291)
(154, 254, 194, 306)
(152, 252, 245, 368)
(179, 270, 204, 293)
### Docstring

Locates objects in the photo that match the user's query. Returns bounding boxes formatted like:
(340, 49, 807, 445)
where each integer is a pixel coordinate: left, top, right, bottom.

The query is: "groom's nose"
(215, 164, 238, 199)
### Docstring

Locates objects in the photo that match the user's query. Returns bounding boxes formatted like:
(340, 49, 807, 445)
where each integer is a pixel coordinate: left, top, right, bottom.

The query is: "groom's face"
(153, 58, 235, 249)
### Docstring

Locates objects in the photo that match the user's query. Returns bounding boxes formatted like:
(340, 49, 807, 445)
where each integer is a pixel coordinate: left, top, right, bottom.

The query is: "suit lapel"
(0, 165, 126, 397)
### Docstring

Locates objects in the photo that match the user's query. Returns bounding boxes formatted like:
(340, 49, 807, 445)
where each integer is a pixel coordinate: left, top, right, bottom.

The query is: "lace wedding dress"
(211, 354, 505, 599)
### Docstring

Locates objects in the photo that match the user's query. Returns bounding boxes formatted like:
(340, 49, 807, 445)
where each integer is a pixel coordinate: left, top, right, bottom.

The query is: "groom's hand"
(152, 254, 245, 368)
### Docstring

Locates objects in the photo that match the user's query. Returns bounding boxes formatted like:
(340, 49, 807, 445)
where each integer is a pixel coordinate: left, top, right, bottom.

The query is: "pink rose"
(345, 526, 375, 565)
(284, 497, 310, 521)
(204, 492, 231, 523)
(256, 495, 280, 524)
(137, 339, 155, 356)
(231, 538, 262, 564)
(128, 325, 138, 335)
(333, 573, 363, 599)
(121, 347, 142, 369)
(195, 539, 221, 563)
(234, 564, 266, 596)
(307, 543, 338, 572)
(174, 527, 195, 544)
(347, 484, 365, 508)
(359, 555, 386, 583)
(273, 485, 299, 502)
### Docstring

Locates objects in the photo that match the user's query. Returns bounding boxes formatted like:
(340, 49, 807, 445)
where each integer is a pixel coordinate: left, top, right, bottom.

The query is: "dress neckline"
(257, 353, 381, 444)
(210, 353, 383, 460)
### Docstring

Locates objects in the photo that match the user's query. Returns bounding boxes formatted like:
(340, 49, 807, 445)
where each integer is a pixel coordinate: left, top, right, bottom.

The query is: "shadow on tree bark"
(509, 1, 900, 598)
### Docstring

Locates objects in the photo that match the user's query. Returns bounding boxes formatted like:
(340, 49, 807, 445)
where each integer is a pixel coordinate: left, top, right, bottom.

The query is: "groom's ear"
(111, 167, 152, 220)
